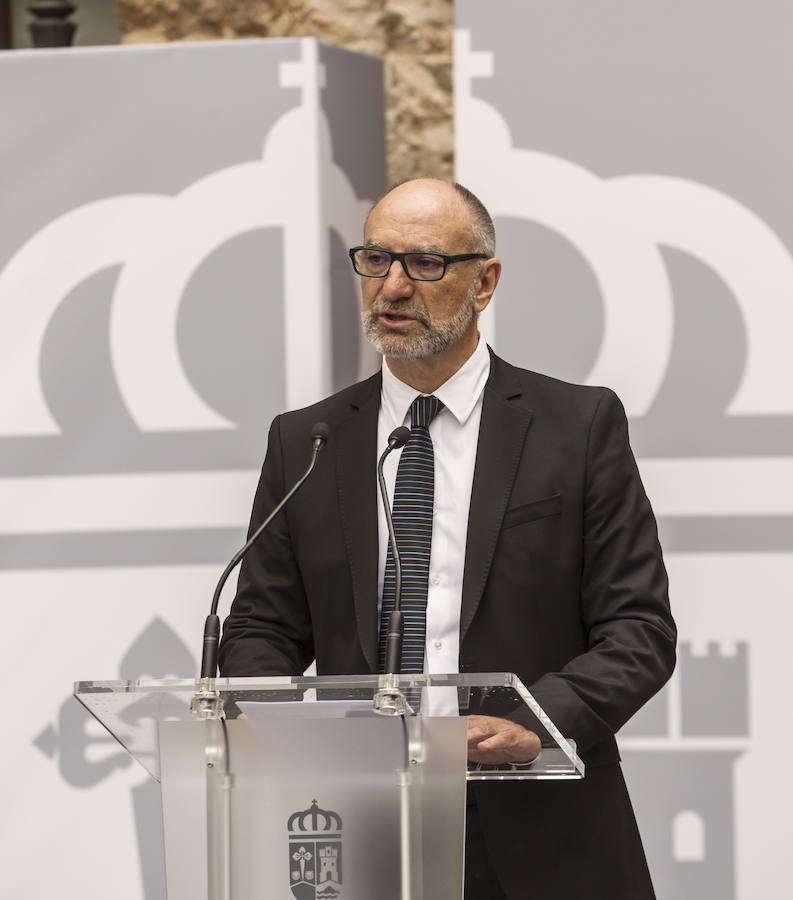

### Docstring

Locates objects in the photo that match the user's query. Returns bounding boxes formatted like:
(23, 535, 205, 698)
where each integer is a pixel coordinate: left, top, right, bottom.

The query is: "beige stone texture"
(116, 0, 453, 184)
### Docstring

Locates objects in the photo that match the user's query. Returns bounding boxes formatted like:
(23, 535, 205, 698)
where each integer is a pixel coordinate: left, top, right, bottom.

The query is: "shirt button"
(432, 507, 438, 517)
(431, 574, 441, 585)
(433, 641, 443, 650)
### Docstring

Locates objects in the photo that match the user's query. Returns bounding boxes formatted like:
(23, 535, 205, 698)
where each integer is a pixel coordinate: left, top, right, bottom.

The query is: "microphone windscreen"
(388, 426, 410, 448)
(311, 421, 331, 446)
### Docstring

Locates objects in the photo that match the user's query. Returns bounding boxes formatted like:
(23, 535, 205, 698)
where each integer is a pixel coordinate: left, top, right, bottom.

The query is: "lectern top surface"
(74, 672, 583, 782)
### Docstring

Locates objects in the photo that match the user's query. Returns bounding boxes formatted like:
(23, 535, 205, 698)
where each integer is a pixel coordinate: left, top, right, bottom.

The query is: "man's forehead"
(364, 182, 471, 245)
(364, 238, 448, 254)
(369, 180, 464, 218)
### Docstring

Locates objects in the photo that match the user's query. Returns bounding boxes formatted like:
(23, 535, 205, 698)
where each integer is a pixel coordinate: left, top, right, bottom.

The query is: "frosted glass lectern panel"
(158, 714, 467, 900)
(75, 673, 583, 900)
(74, 672, 584, 782)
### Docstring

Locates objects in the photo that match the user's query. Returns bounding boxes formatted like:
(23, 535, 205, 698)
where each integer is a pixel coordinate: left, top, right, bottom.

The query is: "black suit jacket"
(220, 350, 676, 898)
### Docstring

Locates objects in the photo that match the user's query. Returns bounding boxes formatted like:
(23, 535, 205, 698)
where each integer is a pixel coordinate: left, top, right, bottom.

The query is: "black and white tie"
(378, 394, 445, 673)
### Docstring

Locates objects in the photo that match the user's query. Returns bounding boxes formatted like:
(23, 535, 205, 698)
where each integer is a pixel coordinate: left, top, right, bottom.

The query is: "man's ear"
(474, 258, 502, 313)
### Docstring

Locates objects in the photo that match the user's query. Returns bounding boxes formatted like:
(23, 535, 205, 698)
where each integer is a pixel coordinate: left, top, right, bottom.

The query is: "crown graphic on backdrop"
(288, 799, 343, 834)
(451, 27, 793, 559)
(0, 38, 381, 574)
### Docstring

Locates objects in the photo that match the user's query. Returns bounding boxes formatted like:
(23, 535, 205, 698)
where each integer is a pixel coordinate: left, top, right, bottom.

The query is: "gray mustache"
(369, 302, 431, 326)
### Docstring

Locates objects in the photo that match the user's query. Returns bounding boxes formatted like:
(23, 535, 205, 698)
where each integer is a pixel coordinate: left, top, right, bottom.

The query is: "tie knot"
(410, 394, 444, 428)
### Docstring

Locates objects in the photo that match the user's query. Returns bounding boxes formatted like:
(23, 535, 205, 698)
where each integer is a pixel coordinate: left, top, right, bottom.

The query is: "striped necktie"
(379, 394, 445, 673)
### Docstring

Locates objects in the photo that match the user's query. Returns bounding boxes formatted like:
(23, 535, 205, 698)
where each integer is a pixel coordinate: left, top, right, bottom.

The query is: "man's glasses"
(349, 247, 488, 282)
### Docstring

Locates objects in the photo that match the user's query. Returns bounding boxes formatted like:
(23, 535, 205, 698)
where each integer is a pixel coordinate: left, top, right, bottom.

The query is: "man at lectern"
(219, 178, 676, 899)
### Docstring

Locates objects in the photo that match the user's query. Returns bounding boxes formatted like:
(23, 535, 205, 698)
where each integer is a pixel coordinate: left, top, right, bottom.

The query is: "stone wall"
(116, 0, 453, 185)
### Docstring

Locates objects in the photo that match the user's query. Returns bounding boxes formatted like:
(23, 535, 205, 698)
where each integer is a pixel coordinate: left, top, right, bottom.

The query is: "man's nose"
(381, 260, 414, 300)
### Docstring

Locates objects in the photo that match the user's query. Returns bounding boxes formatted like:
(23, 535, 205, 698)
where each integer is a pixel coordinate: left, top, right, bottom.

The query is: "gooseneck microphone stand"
(373, 425, 411, 716)
(192, 422, 330, 718)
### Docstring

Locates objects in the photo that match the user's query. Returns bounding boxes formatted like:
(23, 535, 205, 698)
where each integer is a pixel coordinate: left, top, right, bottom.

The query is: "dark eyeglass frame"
(348, 246, 489, 282)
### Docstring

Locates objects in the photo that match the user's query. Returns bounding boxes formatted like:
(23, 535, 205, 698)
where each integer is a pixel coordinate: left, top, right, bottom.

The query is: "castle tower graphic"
(620, 641, 750, 899)
(319, 845, 339, 881)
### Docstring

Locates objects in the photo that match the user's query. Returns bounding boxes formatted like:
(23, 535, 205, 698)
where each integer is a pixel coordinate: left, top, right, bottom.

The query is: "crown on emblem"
(288, 799, 342, 833)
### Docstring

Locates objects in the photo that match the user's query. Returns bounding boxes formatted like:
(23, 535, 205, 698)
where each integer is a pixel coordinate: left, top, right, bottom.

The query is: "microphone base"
(373, 673, 407, 716)
(191, 678, 225, 720)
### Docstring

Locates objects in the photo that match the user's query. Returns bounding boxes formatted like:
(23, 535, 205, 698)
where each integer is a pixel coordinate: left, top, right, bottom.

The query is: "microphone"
(377, 426, 410, 674)
(198, 421, 331, 680)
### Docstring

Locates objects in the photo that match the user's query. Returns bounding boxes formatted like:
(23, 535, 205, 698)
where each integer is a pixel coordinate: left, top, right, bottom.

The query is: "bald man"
(220, 179, 675, 899)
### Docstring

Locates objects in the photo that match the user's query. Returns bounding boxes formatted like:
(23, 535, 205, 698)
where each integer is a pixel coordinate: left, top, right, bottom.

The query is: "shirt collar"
(381, 334, 491, 427)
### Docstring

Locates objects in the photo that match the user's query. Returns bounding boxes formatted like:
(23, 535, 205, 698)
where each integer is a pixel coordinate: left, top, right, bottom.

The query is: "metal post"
(27, 0, 78, 48)
(205, 717, 233, 900)
(0, 0, 11, 50)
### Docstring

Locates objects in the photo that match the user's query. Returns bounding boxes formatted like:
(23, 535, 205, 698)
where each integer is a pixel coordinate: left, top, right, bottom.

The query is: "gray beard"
(361, 282, 478, 360)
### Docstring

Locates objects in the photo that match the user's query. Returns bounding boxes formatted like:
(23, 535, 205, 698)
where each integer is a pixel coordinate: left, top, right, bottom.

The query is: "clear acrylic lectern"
(75, 673, 583, 900)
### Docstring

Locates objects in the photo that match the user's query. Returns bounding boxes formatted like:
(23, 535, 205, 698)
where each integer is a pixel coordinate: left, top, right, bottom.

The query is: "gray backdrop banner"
(455, 2, 793, 898)
(0, 38, 384, 900)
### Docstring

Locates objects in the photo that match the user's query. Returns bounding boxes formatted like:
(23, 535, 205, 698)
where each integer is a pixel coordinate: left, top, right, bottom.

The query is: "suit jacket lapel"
(460, 353, 533, 646)
(335, 373, 382, 672)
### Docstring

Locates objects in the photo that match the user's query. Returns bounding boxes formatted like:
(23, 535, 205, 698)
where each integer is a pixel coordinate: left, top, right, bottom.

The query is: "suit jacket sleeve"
(524, 389, 676, 754)
(218, 415, 315, 676)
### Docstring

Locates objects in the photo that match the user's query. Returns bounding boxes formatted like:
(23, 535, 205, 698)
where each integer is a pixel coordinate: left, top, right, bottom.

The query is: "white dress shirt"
(376, 334, 491, 682)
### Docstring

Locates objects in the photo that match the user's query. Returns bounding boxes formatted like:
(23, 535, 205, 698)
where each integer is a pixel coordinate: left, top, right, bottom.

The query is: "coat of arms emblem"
(287, 799, 343, 900)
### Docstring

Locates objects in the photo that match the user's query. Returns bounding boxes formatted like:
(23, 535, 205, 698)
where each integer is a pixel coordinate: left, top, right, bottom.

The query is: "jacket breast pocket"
(502, 492, 562, 530)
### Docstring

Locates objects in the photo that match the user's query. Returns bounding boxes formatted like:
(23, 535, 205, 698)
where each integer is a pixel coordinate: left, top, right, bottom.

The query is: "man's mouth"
(381, 311, 413, 323)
